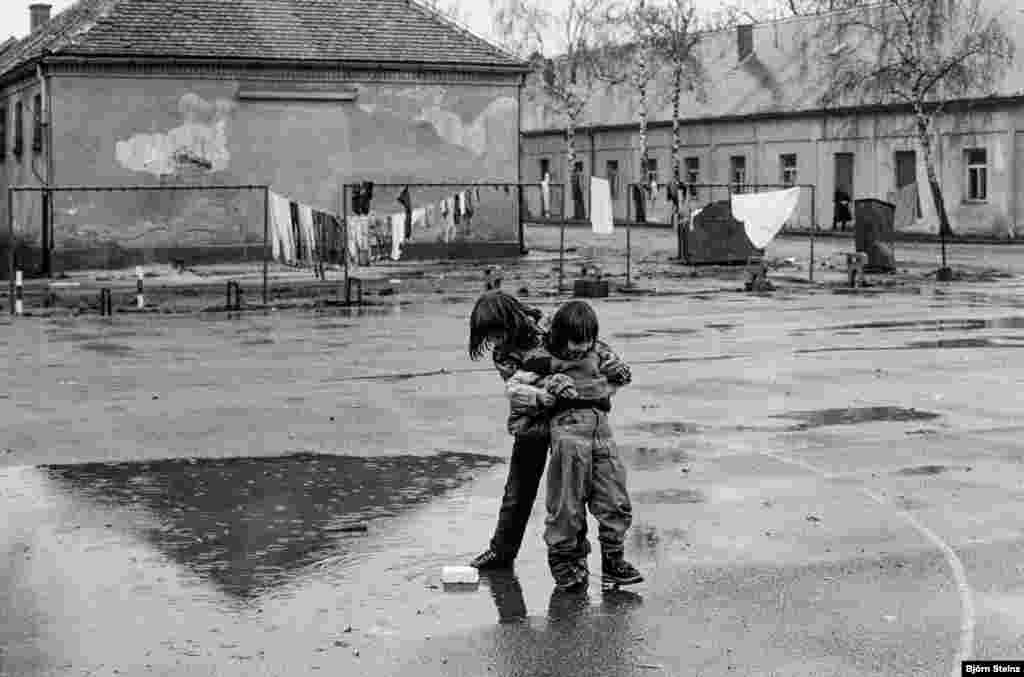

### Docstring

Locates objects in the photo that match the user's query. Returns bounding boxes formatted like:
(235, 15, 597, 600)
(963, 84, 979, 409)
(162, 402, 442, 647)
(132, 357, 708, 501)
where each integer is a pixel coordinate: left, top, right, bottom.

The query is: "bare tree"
(822, 0, 1014, 270)
(417, 0, 470, 25)
(492, 0, 626, 210)
(625, 0, 709, 258)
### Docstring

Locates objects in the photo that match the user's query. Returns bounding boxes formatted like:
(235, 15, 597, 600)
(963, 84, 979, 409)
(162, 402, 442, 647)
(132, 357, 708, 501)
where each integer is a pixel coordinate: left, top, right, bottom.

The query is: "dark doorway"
(572, 160, 585, 220)
(834, 152, 854, 230)
(894, 150, 921, 217)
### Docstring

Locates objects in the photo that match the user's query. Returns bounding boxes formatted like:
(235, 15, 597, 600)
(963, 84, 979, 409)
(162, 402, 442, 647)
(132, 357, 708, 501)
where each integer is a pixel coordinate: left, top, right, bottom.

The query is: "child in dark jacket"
(505, 300, 642, 591)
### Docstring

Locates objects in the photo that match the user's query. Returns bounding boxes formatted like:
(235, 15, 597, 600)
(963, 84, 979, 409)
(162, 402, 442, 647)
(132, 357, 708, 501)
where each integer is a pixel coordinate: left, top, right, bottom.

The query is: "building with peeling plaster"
(521, 2, 1024, 238)
(0, 0, 529, 272)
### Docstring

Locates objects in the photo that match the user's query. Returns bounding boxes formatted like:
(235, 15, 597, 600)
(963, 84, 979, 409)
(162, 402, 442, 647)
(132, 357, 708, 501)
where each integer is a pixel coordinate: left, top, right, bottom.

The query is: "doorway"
(894, 150, 921, 217)
(834, 152, 854, 230)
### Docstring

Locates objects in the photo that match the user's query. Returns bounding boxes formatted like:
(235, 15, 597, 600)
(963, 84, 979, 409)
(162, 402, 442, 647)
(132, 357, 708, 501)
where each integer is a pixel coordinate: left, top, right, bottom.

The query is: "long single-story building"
(520, 3, 1024, 238)
(0, 0, 529, 272)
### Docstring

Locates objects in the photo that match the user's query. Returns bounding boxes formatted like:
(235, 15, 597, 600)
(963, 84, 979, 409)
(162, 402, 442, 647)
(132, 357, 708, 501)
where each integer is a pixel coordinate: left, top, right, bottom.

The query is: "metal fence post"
(8, 188, 14, 315)
(809, 184, 816, 283)
(341, 183, 349, 301)
(263, 186, 270, 305)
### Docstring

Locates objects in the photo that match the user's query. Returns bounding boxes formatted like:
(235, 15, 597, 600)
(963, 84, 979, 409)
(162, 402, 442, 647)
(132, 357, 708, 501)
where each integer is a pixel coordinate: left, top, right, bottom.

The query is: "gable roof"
(0, 0, 528, 82)
(522, 0, 1023, 132)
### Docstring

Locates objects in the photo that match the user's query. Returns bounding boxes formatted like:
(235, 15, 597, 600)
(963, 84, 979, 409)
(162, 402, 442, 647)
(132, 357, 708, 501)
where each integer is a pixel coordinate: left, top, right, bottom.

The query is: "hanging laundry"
(270, 192, 294, 263)
(390, 213, 405, 260)
(666, 181, 679, 207)
(346, 215, 369, 266)
(269, 191, 284, 261)
(452, 193, 461, 225)
(299, 203, 316, 264)
(411, 207, 427, 232)
(425, 203, 435, 229)
(464, 190, 474, 219)
(590, 177, 614, 235)
(540, 173, 551, 217)
(631, 184, 646, 223)
(730, 187, 801, 249)
(397, 186, 413, 240)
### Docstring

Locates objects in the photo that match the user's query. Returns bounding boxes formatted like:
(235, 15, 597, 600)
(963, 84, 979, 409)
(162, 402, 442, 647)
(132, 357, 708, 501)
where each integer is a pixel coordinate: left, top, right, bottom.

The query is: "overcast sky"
(2, 0, 775, 48)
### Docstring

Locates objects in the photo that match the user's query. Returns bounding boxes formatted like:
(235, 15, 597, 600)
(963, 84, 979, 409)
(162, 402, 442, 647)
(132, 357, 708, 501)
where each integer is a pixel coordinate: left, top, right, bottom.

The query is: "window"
(730, 155, 746, 193)
(0, 106, 6, 160)
(644, 157, 658, 186)
(32, 94, 42, 153)
(780, 154, 797, 187)
(12, 101, 23, 156)
(964, 148, 987, 202)
(605, 160, 619, 199)
(684, 157, 700, 196)
(539, 157, 551, 181)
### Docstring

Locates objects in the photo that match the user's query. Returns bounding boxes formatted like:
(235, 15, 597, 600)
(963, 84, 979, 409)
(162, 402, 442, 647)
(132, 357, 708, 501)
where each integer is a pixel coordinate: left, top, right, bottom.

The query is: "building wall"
(0, 77, 46, 266)
(25, 65, 520, 270)
(522, 101, 1024, 237)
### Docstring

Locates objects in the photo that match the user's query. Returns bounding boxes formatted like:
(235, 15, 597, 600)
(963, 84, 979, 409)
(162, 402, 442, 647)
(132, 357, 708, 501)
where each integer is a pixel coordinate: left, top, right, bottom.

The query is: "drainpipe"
(37, 63, 52, 277)
(589, 129, 596, 220)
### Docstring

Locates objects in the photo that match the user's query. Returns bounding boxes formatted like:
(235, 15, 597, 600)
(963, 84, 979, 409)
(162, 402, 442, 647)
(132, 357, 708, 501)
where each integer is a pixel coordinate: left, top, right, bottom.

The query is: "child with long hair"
(466, 291, 552, 569)
(505, 300, 642, 591)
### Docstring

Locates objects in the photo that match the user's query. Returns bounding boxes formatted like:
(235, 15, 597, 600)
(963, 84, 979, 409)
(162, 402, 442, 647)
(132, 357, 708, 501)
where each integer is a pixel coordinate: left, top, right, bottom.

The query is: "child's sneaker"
(601, 554, 643, 588)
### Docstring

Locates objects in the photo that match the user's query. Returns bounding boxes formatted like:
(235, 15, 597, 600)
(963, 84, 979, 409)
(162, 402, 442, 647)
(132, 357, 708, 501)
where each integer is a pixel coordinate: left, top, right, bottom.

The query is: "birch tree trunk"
(638, 52, 649, 220)
(917, 116, 951, 269)
(672, 65, 684, 260)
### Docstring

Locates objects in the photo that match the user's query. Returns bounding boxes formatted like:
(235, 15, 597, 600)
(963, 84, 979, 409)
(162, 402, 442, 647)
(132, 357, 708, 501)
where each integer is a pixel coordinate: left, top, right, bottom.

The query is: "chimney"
(29, 3, 51, 33)
(737, 24, 753, 61)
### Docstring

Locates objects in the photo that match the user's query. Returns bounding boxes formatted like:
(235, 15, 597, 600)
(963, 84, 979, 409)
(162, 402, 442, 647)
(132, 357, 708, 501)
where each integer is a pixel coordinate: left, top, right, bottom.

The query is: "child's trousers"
(544, 407, 632, 568)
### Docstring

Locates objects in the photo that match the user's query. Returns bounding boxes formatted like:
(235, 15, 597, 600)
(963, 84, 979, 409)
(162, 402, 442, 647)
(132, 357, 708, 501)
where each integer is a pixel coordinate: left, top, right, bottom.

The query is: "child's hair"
(468, 291, 543, 360)
(546, 300, 599, 358)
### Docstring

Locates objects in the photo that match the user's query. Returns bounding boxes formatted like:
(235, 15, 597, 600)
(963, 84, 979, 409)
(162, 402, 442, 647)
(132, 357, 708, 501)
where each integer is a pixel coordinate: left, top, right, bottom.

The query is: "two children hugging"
(506, 300, 643, 592)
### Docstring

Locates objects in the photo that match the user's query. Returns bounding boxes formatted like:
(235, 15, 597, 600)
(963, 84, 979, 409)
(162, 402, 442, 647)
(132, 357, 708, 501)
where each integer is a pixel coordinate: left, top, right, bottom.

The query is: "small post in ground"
(100, 288, 112, 316)
(135, 265, 144, 309)
(14, 270, 23, 316)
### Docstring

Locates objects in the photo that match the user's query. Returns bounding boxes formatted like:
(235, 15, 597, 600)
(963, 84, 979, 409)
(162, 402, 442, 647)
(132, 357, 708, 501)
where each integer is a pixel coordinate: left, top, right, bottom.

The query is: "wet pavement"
(3, 235, 1024, 675)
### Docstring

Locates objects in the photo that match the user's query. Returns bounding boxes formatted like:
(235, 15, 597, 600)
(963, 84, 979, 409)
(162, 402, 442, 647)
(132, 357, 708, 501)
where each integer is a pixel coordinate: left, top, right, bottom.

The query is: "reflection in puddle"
(773, 406, 940, 429)
(43, 451, 502, 598)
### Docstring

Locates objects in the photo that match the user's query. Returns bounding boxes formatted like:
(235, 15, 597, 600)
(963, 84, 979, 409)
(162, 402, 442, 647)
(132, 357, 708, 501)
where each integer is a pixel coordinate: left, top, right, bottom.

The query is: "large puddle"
(823, 316, 1024, 333)
(41, 451, 503, 598)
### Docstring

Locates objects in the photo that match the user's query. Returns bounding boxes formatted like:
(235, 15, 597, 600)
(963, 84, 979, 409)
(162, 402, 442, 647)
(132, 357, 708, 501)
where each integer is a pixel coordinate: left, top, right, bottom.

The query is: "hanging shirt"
(411, 207, 427, 232)
(390, 213, 405, 261)
(540, 173, 551, 217)
(632, 185, 646, 223)
(270, 192, 294, 263)
(298, 203, 316, 263)
(590, 177, 614, 235)
(730, 187, 801, 249)
(397, 186, 413, 240)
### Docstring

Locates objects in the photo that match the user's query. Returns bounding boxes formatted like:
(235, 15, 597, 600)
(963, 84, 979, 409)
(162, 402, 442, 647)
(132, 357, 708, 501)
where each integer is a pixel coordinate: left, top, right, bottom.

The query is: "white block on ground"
(441, 566, 479, 584)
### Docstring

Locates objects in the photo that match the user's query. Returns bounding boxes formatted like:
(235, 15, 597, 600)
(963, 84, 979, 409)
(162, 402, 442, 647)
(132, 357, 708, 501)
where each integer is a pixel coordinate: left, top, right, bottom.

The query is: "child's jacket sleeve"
(505, 369, 554, 436)
(594, 340, 632, 386)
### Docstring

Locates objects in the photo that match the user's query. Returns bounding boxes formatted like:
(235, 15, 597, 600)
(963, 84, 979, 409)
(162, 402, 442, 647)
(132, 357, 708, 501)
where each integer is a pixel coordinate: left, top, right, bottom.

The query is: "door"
(572, 161, 585, 220)
(834, 153, 854, 229)
(894, 150, 921, 217)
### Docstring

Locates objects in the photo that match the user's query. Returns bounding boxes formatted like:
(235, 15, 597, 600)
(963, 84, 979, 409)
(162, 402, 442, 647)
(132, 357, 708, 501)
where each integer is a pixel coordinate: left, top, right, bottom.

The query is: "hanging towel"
(730, 187, 801, 249)
(425, 203, 435, 228)
(298, 203, 316, 264)
(390, 213, 405, 261)
(589, 177, 614, 235)
(269, 191, 284, 261)
(540, 173, 551, 217)
(270, 192, 294, 263)
(397, 186, 413, 240)
(411, 207, 427, 232)
(464, 190, 474, 219)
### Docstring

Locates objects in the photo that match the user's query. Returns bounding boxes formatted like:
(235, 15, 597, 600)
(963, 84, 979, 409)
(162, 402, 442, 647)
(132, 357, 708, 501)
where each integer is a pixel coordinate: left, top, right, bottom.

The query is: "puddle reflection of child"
(506, 300, 643, 592)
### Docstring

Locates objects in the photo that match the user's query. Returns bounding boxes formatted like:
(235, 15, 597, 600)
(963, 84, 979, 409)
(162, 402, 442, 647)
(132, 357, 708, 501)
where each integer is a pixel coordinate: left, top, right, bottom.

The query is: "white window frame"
(964, 148, 987, 203)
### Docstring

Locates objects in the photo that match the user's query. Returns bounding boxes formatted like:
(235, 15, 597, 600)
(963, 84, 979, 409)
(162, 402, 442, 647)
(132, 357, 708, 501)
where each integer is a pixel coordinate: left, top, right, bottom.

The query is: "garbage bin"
(853, 198, 896, 273)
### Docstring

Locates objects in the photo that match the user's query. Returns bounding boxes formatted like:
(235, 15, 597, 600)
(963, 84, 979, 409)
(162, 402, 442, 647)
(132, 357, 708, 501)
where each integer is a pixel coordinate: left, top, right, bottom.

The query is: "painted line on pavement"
(760, 449, 974, 677)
